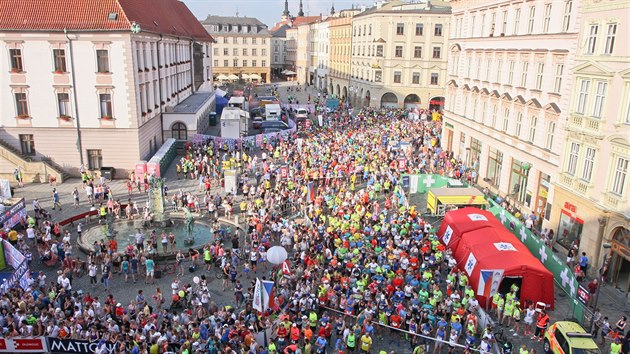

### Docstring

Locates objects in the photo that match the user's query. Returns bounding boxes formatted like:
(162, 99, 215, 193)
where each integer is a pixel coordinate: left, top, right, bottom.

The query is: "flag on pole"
(477, 270, 494, 296)
(253, 278, 263, 312)
(262, 280, 275, 311)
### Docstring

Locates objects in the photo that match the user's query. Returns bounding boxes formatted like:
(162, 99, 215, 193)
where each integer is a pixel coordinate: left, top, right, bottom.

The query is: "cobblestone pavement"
(7, 81, 629, 353)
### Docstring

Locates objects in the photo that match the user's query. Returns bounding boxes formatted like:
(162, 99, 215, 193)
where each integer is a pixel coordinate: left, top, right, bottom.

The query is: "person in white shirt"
(26, 226, 36, 246)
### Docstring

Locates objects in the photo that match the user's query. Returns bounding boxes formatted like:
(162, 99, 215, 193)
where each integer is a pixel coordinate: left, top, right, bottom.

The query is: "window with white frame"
(496, 60, 502, 82)
(625, 89, 630, 124)
(528, 115, 537, 143)
(491, 105, 498, 127)
(515, 112, 523, 137)
(502, 10, 508, 35)
(592, 81, 607, 118)
(528, 6, 536, 34)
(503, 108, 509, 132)
(604, 24, 617, 55)
(545, 121, 555, 150)
(481, 14, 486, 37)
(99, 93, 112, 118)
(514, 8, 521, 35)
(520, 61, 528, 87)
(14, 92, 29, 117)
(508, 61, 515, 85)
(486, 59, 492, 81)
(567, 142, 580, 175)
(611, 156, 628, 195)
(562, 0, 572, 32)
(57, 93, 70, 117)
(576, 79, 590, 114)
(587, 25, 598, 54)
(582, 147, 596, 182)
(543, 4, 552, 33)
(535, 63, 544, 90)
(471, 15, 476, 36)
(554, 64, 564, 93)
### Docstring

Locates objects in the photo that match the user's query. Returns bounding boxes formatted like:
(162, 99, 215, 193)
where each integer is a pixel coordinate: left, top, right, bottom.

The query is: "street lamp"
(589, 242, 612, 332)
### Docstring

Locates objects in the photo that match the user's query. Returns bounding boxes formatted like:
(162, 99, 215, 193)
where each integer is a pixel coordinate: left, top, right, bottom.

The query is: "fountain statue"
(105, 213, 116, 238)
(148, 177, 169, 226)
(183, 207, 195, 245)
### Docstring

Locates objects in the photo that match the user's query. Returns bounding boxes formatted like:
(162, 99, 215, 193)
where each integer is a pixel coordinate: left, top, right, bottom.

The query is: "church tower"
(298, 0, 304, 16)
(281, 0, 290, 21)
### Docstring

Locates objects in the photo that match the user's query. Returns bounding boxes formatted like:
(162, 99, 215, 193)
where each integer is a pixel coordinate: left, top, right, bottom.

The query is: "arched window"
(171, 122, 187, 140)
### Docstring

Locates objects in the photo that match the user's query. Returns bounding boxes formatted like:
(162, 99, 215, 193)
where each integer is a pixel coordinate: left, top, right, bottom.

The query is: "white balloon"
(193, 276, 200, 284)
(267, 246, 288, 265)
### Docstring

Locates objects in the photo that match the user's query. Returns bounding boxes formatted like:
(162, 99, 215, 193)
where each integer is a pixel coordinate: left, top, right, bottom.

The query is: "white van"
(295, 107, 308, 121)
(265, 104, 282, 121)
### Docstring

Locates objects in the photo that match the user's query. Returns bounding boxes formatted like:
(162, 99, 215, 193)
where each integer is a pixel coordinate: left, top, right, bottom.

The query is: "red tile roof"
(291, 16, 321, 27)
(0, 0, 212, 41)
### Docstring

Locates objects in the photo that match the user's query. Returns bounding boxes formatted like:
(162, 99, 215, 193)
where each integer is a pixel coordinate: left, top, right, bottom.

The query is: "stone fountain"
(148, 177, 170, 227)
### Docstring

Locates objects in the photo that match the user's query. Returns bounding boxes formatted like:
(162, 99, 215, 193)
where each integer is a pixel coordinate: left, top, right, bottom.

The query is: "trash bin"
(209, 112, 217, 126)
(100, 167, 115, 180)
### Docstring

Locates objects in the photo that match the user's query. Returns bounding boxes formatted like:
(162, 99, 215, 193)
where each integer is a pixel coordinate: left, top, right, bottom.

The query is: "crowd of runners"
(2, 91, 629, 354)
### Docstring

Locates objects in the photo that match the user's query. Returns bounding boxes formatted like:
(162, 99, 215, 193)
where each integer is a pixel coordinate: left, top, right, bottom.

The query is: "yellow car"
(544, 321, 600, 354)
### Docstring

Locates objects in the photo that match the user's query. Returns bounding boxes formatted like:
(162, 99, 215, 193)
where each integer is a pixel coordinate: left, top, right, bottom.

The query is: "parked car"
(260, 121, 289, 130)
(544, 321, 600, 354)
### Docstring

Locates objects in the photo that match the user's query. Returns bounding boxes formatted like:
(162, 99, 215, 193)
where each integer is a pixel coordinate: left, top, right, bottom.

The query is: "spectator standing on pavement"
(601, 316, 611, 346)
(579, 252, 589, 273)
(72, 187, 79, 206)
(52, 188, 62, 210)
(616, 316, 627, 336)
(144, 257, 155, 284)
(587, 279, 598, 307)
(533, 310, 550, 342)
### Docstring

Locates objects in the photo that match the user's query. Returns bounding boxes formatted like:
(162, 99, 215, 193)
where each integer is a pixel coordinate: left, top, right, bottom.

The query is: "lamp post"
(588, 242, 611, 332)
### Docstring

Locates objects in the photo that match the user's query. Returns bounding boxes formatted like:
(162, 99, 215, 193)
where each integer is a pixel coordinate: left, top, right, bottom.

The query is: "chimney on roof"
(425, 0, 431, 10)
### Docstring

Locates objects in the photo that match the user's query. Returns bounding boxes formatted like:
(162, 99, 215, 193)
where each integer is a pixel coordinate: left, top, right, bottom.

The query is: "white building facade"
(349, 0, 451, 109)
(442, 0, 582, 231)
(551, 0, 630, 295)
(314, 21, 330, 91)
(0, 0, 213, 176)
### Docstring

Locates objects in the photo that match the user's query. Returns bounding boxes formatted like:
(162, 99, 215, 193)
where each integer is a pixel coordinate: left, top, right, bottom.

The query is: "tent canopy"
(227, 74, 239, 80)
(437, 208, 503, 251)
(241, 74, 250, 79)
(440, 208, 554, 309)
(216, 74, 228, 80)
(250, 73, 262, 80)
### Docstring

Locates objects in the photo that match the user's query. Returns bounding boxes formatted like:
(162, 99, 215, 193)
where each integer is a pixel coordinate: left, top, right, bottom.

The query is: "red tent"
(436, 208, 503, 252)
(441, 209, 554, 309)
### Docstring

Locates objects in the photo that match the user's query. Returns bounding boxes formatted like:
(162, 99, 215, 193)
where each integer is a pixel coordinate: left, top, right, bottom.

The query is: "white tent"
(241, 74, 250, 79)
(250, 74, 262, 80)
(216, 74, 229, 81)
(227, 74, 239, 80)
(284, 70, 296, 76)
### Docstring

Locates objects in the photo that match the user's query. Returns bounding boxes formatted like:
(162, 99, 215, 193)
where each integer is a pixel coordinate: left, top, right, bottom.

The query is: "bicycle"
(155, 262, 177, 276)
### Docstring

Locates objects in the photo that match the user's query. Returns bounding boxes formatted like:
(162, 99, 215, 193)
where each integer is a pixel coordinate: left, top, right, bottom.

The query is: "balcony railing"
(567, 113, 603, 135)
(559, 173, 574, 188)
(603, 192, 626, 210)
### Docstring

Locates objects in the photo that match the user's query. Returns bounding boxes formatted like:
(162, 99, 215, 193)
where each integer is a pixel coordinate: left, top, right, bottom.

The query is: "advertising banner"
(1, 240, 29, 294)
(402, 174, 450, 194)
(0, 198, 26, 229)
(0, 337, 46, 353)
(47, 338, 116, 354)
